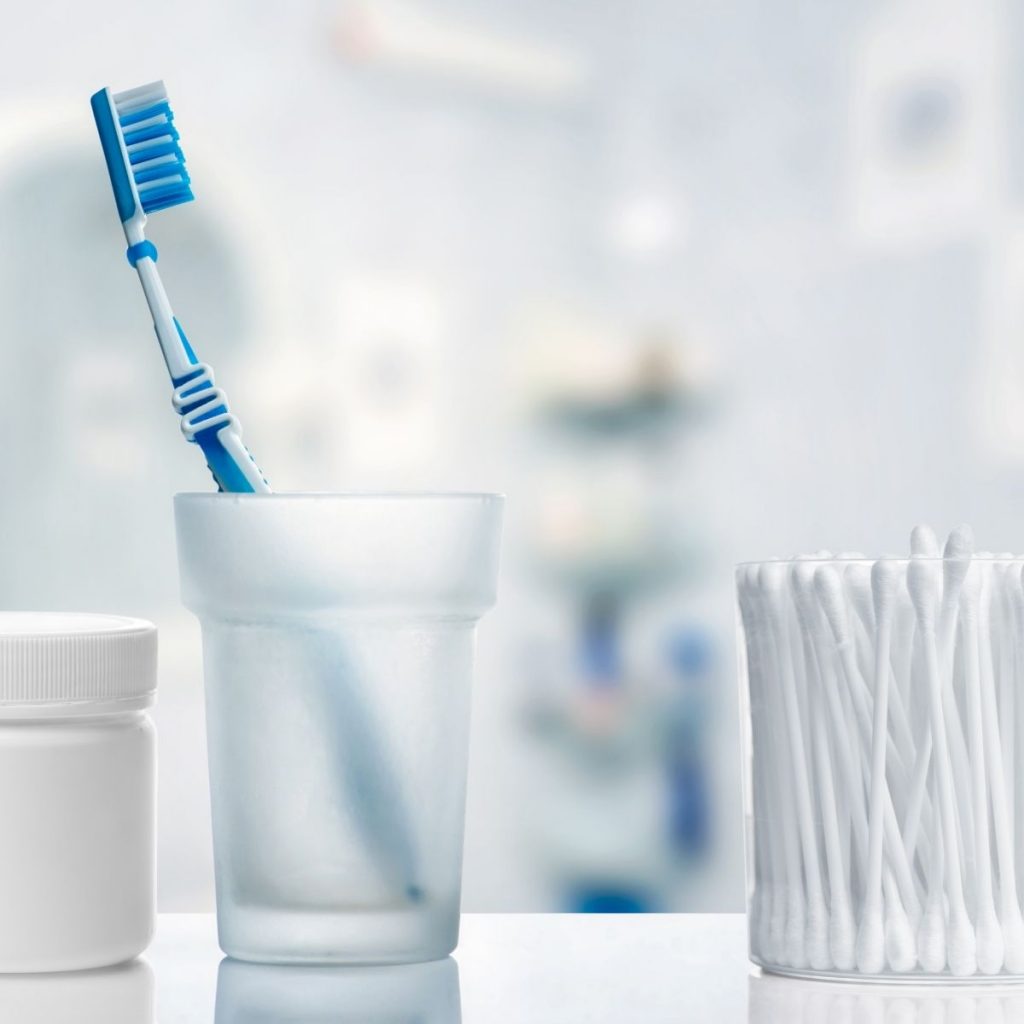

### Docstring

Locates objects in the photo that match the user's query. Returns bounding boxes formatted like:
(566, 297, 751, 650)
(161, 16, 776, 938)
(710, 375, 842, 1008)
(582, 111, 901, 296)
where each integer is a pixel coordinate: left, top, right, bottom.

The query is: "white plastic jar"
(0, 612, 157, 972)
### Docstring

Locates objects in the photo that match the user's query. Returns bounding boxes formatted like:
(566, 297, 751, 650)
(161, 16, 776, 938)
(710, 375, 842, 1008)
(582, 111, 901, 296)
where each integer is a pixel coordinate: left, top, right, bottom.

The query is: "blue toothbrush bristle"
(112, 81, 193, 214)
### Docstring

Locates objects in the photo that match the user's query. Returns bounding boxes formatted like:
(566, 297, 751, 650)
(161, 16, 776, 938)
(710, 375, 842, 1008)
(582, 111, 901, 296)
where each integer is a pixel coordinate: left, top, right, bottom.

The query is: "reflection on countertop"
(215, 955, 461, 1023)
(750, 971, 1024, 1023)
(0, 959, 153, 1024)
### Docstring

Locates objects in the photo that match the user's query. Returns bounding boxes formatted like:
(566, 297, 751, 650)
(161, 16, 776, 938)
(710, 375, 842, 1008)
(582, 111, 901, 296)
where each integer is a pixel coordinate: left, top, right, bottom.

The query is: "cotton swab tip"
(884, 902, 917, 973)
(829, 900, 856, 972)
(947, 911, 977, 977)
(855, 903, 885, 974)
(918, 897, 947, 973)
(870, 557, 901, 616)
(1002, 910, 1024, 973)
(758, 559, 789, 597)
(975, 909, 1004, 975)
(942, 525, 975, 593)
(910, 524, 940, 557)
(805, 902, 831, 971)
(945, 523, 975, 557)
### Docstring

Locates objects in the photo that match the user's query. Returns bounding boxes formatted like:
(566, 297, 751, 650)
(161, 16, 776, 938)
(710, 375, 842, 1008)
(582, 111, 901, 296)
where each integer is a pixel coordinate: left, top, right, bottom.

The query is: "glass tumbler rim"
(175, 491, 505, 502)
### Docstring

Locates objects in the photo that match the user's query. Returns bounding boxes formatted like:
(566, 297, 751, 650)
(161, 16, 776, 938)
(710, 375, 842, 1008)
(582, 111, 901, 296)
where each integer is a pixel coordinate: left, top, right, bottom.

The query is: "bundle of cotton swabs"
(738, 525, 1024, 978)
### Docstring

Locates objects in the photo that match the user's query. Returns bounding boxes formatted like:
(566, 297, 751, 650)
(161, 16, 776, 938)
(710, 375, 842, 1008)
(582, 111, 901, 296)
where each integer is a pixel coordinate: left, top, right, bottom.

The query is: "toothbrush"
(91, 81, 425, 904)
(90, 81, 269, 494)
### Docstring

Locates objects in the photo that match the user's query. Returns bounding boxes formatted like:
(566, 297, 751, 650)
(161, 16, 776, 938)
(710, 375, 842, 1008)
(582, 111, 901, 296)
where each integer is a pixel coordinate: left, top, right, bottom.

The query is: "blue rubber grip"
(194, 427, 257, 493)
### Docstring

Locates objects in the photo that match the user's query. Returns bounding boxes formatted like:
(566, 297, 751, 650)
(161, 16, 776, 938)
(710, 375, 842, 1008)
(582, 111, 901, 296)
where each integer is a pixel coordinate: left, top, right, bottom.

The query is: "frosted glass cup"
(174, 493, 503, 965)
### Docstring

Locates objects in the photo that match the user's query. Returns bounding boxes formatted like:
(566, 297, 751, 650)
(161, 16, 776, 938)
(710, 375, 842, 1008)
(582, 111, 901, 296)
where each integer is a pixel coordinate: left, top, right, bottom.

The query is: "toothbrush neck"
(123, 215, 147, 247)
(133, 257, 195, 381)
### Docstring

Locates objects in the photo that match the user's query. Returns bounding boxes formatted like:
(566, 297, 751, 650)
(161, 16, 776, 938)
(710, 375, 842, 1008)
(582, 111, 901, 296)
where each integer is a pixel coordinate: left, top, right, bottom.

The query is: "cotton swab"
(797, 563, 919, 970)
(855, 558, 900, 974)
(744, 564, 808, 967)
(959, 562, 1003, 973)
(907, 553, 976, 976)
(938, 528, 978, 852)
(841, 562, 918, 801)
(1013, 566, 1024, 912)
(814, 567, 920, 926)
(881, 870, 917, 973)
(808, 674, 855, 970)
(788, 563, 855, 970)
(994, 557, 1016, 845)
(903, 528, 975, 922)
(898, 526, 940, 867)
(976, 561, 1024, 972)
(760, 562, 830, 970)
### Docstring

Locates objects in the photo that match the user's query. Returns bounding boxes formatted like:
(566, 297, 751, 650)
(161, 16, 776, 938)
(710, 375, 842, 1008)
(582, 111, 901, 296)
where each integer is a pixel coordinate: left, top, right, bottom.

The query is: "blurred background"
(2, 0, 1023, 913)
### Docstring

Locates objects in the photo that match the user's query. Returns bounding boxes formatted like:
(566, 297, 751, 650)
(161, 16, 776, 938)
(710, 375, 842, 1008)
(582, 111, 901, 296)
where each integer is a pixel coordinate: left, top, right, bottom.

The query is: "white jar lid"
(0, 613, 156, 716)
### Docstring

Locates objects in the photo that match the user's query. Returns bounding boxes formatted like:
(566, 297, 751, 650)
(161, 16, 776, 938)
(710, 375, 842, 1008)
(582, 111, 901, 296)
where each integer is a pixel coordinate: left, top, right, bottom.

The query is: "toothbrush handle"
(172, 326, 270, 494)
(130, 249, 270, 493)
(134, 255, 196, 381)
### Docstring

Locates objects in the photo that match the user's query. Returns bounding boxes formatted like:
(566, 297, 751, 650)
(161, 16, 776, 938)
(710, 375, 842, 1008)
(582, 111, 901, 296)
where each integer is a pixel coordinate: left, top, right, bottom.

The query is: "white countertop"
(6, 913, 1024, 1022)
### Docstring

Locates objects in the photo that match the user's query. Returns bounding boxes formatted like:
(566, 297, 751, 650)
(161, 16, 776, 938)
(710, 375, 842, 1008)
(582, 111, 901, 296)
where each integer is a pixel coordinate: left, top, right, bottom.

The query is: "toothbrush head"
(91, 81, 193, 228)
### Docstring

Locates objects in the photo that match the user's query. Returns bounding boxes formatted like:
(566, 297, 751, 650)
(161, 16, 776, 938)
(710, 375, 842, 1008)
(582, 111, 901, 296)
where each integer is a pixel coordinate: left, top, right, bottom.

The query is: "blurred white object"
(0, 614, 156, 973)
(330, 274, 450, 485)
(978, 220, 1024, 462)
(607, 193, 688, 258)
(333, 0, 589, 102)
(846, 0, 1001, 247)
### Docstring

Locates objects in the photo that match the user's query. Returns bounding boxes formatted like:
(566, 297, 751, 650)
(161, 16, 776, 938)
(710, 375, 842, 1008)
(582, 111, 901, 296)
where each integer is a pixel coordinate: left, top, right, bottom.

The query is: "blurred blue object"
(580, 598, 622, 689)
(664, 626, 713, 861)
(568, 886, 655, 914)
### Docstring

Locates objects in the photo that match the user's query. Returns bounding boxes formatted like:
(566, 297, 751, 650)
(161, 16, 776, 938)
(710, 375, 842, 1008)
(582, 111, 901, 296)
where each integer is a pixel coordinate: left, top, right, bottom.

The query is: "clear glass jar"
(737, 555, 1024, 981)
